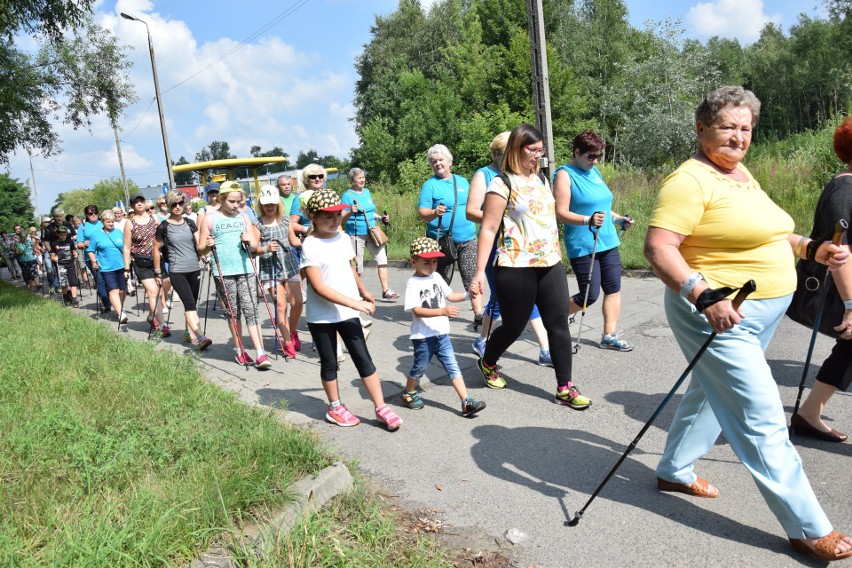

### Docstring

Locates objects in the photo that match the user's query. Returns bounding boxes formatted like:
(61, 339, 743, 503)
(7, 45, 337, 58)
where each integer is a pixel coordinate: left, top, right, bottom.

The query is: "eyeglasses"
(86, 211, 98, 216)
(171, 201, 185, 207)
(524, 145, 546, 156)
(148, 207, 156, 211)
(308, 174, 325, 180)
(584, 152, 602, 160)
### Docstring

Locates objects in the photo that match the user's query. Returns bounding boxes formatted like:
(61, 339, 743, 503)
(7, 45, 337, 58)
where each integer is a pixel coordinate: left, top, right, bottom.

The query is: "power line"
(161, 0, 312, 96)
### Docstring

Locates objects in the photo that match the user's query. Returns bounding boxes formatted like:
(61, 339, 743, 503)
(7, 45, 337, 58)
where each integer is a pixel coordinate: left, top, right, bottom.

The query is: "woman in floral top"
(469, 123, 591, 410)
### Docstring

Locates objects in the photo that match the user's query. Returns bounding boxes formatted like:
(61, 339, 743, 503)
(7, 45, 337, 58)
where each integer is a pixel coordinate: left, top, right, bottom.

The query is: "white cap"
(258, 184, 279, 205)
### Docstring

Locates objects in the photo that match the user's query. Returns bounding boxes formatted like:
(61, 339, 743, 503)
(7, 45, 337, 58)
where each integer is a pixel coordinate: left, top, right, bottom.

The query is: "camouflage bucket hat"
(409, 236, 444, 258)
(306, 189, 350, 213)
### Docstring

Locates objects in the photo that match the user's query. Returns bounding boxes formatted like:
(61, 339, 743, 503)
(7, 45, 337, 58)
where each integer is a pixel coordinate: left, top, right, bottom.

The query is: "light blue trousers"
(656, 289, 832, 539)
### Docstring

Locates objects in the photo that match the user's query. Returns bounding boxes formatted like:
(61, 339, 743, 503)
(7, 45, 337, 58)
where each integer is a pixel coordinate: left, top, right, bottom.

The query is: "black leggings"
(308, 318, 376, 381)
(169, 270, 201, 311)
(816, 337, 852, 392)
(484, 264, 573, 387)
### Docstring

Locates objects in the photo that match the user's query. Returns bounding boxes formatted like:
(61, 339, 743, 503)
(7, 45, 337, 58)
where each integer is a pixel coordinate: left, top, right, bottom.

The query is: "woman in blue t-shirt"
(88, 211, 129, 323)
(554, 130, 635, 351)
(417, 144, 481, 318)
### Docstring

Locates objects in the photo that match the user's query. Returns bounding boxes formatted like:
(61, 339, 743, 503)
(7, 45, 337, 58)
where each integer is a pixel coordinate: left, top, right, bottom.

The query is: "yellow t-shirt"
(649, 158, 795, 299)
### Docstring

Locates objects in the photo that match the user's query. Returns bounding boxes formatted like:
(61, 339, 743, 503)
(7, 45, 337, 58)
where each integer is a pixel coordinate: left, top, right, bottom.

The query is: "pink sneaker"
(235, 351, 254, 366)
(291, 331, 302, 352)
(282, 341, 297, 359)
(326, 403, 360, 427)
(255, 354, 272, 370)
(375, 404, 403, 431)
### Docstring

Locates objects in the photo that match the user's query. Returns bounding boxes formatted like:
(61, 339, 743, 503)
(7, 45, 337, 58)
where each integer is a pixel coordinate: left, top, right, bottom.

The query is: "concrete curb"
(190, 461, 354, 567)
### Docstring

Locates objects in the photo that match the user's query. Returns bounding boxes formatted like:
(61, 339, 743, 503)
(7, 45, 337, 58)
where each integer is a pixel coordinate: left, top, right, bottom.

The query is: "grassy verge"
(0, 284, 477, 566)
(0, 283, 334, 565)
(227, 476, 471, 567)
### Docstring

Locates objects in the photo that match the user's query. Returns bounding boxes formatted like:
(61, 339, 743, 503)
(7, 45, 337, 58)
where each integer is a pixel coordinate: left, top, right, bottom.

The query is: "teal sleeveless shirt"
(209, 211, 253, 276)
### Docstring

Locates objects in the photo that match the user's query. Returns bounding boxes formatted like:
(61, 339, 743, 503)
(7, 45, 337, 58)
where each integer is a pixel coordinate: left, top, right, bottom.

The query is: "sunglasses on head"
(308, 174, 325, 180)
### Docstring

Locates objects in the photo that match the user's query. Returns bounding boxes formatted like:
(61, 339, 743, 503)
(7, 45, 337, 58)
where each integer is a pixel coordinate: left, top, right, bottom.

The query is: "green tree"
(195, 140, 236, 162)
(55, 189, 95, 217)
(615, 20, 719, 168)
(0, 174, 36, 230)
(173, 156, 195, 185)
(0, 5, 135, 163)
(90, 178, 139, 211)
(249, 145, 290, 173)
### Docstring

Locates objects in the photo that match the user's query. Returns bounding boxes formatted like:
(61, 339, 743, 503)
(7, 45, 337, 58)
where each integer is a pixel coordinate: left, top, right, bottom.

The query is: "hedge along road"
(76, 264, 851, 567)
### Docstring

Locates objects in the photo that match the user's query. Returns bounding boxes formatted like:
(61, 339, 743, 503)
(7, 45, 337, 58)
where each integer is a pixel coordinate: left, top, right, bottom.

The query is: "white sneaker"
(119, 311, 128, 324)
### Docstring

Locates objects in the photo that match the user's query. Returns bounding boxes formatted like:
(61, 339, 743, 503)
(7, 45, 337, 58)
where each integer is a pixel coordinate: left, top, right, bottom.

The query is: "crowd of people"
(3, 86, 851, 561)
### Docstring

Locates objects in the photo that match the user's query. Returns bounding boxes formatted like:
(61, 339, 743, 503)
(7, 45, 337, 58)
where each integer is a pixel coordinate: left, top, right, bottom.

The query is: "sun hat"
(258, 184, 279, 205)
(409, 236, 445, 258)
(306, 189, 350, 214)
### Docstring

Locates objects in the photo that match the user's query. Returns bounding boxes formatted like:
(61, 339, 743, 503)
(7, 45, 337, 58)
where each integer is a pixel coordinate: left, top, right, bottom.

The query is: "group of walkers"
(4, 84, 852, 561)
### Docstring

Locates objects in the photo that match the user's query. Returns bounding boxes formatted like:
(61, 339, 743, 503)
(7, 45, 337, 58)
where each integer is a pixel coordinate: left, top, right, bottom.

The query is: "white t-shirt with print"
(404, 272, 452, 339)
(300, 232, 361, 323)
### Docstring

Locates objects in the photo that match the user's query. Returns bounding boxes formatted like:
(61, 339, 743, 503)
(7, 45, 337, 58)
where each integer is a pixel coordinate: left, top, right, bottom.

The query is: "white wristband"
(463, 291, 471, 301)
(844, 299, 852, 310)
(679, 272, 705, 299)
(582, 216, 590, 226)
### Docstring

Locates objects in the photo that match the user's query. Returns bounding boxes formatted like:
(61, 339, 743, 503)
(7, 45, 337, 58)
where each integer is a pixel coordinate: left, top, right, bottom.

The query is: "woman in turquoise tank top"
(554, 130, 635, 352)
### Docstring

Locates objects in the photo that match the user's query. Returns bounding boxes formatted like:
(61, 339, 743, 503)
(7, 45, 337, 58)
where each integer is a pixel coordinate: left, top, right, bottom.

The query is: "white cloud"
(685, 0, 782, 44)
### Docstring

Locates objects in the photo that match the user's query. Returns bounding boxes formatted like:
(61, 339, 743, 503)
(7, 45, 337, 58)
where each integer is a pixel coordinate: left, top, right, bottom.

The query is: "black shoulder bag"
(435, 175, 458, 261)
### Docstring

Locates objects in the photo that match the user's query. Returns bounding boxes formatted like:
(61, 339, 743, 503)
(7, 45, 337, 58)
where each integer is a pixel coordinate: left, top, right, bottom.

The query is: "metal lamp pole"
(120, 12, 176, 190)
(27, 150, 41, 222)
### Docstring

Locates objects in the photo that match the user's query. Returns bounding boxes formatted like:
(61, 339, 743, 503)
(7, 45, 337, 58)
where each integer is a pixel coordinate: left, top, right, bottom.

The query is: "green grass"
(0, 283, 332, 566)
(227, 476, 458, 567)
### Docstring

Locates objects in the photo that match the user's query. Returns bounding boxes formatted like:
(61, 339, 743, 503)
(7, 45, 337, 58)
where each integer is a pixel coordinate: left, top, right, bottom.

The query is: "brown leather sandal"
(657, 476, 719, 498)
(790, 530, 852, 561)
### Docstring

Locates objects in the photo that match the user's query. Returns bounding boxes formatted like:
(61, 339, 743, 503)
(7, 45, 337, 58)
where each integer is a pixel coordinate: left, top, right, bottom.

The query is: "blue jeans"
(408, 334, 461, 380)
(86, 257, 110, 309)
(43, 251, 59, 288)
(657, 289, 831, 538)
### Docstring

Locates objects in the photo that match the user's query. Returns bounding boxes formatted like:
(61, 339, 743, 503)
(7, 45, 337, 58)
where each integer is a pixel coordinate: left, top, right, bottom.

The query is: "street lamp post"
(27, 150, 41, 222)
(120, 12, 176, 190)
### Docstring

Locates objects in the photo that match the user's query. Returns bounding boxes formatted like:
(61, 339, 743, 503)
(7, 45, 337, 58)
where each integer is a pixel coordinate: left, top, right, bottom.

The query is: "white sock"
(256, 348, 266, 358)
(330, 400, 341, 408)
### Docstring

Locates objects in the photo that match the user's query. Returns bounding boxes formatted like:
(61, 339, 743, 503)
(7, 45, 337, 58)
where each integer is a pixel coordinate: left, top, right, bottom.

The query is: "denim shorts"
(408, 334, 461, 379)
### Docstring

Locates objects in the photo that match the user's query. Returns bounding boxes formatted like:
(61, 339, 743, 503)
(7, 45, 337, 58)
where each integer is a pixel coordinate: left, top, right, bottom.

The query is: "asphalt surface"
(35, 265, 852, 567)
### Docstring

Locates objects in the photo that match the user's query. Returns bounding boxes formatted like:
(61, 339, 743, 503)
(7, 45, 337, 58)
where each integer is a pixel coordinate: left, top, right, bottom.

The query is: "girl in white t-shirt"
(300, 189, 402, 431)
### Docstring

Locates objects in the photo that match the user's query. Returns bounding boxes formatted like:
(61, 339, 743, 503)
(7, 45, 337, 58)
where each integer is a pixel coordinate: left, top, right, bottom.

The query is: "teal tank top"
(210, 212, 253, 276)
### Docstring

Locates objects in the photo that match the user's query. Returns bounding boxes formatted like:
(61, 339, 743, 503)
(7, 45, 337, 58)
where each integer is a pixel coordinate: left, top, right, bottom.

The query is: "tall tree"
(0, 174, 36, 229)
(173, 156, 195, 186)
(0, 5, 135, 163)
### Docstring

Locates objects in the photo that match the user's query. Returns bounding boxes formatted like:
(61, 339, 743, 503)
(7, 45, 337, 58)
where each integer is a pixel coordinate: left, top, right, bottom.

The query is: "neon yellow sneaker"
(554, 385, 591, 410)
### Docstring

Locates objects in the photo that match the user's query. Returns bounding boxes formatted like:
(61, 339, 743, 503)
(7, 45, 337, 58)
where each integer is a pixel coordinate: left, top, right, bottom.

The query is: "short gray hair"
(427, 144, 453, 166)
(276, 174, 292, 184)
(348, 167, 365, 182)
(52, 207, 65, 216)
(696, 86, 761, 127)
(301, 163, 326, 186)
(100, 211, 115, 222)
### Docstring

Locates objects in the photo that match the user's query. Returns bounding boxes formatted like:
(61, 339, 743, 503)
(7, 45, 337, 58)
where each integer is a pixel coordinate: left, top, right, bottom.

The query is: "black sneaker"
(462, 397, 486, 417)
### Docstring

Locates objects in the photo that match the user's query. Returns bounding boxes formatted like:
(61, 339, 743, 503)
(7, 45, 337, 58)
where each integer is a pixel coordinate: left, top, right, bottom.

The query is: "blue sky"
(10, 0, 825, 217)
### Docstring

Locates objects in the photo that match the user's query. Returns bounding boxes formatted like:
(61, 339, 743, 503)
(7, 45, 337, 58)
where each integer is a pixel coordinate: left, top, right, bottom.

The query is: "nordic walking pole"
(272, 260, 279, 360)
(116, 269, 130, 332)
(210, 245, 248, 369)
(146, 279, 164, 341)
(202, 259, 212, 335)
(568, 279, 757, 527)
(790, 220, 848, 427)
(243, 241, 288, 360)
(572, 212, 604, 354)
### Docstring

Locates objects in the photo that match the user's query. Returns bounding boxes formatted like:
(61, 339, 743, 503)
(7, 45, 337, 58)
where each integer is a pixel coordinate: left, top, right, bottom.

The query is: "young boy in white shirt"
(402, 236, 486, 416)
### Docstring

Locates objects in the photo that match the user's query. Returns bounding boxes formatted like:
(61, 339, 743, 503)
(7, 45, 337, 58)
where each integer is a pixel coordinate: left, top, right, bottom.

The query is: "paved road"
(56, 265, 852, 567)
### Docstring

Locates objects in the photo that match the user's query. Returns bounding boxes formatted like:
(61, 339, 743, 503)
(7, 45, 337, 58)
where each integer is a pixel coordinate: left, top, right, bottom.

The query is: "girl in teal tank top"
(198, 186, 272, 369)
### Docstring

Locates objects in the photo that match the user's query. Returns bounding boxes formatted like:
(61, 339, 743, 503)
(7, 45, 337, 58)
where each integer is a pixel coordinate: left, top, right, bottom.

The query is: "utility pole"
(113, 123, 130, 206)
(27, 150, 41, 221)
(527, 0, 555, 177)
